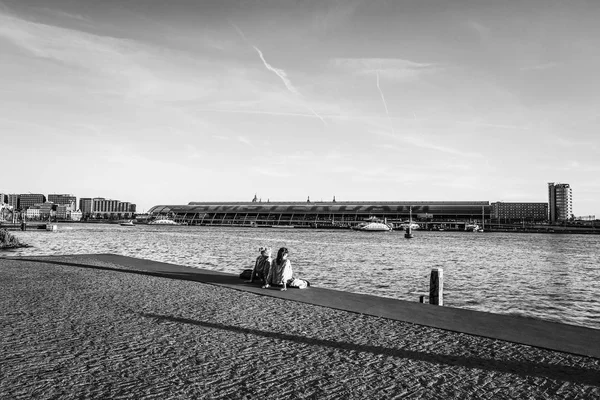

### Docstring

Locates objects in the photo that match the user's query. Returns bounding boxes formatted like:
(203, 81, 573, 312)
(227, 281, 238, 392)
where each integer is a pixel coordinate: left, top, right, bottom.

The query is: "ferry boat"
(148, 217, 182, 226)
(352, 217, 392, 232)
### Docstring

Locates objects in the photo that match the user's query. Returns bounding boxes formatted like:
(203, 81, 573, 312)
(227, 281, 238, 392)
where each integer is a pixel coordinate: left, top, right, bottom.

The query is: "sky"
(0, 0, 599, 215)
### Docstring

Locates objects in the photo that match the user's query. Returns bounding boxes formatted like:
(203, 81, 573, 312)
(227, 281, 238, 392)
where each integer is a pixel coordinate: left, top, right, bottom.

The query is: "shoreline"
(2, 221, 599, 235)
(1, 255, 599, 398)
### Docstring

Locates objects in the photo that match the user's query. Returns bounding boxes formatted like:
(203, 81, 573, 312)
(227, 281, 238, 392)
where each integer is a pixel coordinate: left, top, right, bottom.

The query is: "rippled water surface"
(5, 224, 600, 329)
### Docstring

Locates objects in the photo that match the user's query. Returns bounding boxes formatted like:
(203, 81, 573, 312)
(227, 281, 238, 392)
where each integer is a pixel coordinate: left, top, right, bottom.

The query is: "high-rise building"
(548, 182, 572, 222)
(8, 194, 19, 209)
(0, 193, 8, 204)
(79, 198, 93, 216)
(48, 194, 77, 208)
(19, 194, 46, 210)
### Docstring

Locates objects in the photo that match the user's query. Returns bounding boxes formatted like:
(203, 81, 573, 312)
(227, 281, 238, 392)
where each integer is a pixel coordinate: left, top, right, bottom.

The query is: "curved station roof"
(149, 201, 490, 218)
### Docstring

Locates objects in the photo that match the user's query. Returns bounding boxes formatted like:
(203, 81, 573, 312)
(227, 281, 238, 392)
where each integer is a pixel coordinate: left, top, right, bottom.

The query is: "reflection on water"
(6, 224, 600, 329)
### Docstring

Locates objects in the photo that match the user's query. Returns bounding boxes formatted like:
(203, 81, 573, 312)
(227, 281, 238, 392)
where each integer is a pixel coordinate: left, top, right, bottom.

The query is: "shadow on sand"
(140, 312, 600, 387)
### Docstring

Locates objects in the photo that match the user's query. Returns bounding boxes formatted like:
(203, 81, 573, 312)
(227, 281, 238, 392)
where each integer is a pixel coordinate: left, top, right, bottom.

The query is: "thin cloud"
(520, 62, 559, 71)
(231, 22, 326, 125)
(376, 70, 394, 134)
(372, 129, 483, 158)
(333, 57, 436, 81)
(197, 108, 318, 118)
(252, 167, 292, 177)
(38, 7, 93, 24)
(466, 20, 490, 42)
(229, 20, 248, 43)
(253, 45, 300, 95)
(454, 120, 529, 130)
(401, 135, 483, 158)
(253, 45, 326, 124)
(237, 136, 252, 146)
(0, 10, 157, 97)
(313, 0, 363, 32)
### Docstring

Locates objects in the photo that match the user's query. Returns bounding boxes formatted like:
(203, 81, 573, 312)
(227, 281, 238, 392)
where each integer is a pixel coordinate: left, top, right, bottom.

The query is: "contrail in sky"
(229, 20, 248, 43)
(376, 70, 394, 134)
(230, 21, 326, 125)
(253, 46, 300, 96)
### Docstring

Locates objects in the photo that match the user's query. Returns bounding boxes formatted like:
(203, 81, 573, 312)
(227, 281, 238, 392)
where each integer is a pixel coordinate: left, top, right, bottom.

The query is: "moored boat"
(352, 217, 392, 232)
(399, 221, 420, 231)
(148, 217, 182, 226)
(120, 220, 135, 226)
(465, 224, 480, 232)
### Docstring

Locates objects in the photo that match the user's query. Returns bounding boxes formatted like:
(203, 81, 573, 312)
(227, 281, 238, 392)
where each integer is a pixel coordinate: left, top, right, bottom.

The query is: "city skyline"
(1, 1, 599, 215)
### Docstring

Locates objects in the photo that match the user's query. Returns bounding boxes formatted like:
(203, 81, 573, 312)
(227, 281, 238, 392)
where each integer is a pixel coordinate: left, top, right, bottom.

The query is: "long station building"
(147, 201, 492, 229)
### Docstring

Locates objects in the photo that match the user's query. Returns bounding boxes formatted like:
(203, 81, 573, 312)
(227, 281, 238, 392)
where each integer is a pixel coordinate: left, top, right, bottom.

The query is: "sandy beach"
(1, 255, 599, 399)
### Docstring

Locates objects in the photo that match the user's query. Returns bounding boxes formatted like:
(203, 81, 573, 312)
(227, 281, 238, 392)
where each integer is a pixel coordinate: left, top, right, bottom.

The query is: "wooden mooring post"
(429, 268, 443, 305)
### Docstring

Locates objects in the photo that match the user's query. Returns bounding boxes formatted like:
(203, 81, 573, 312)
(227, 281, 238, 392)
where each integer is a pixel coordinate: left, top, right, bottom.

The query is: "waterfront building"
(19, 194, 46, 210)
(70, 210, 83, 221)
(79, 198, 93, 217)
(91, 197, 136, 218)
(38, 202, 55, 220)
(491, 202, 548, 223)
(25, 206, 41, 220)
(8, 194, 20, 210)
(48, 194, 77, 208)
(56, 204, 69, 220)
(548, 183, 572, 222)
(148, 201, 491, 228)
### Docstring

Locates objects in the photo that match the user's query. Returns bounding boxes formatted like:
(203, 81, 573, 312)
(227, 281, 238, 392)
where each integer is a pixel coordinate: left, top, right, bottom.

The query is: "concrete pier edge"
(4, 253, 599, 359)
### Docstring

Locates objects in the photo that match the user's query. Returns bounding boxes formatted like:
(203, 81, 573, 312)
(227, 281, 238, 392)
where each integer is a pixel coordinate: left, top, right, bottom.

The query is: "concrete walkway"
(10, 254, 600, 359)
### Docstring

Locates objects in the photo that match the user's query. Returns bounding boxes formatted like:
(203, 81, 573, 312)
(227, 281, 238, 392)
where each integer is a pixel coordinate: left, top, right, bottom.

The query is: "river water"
(4, 224, 600, 330)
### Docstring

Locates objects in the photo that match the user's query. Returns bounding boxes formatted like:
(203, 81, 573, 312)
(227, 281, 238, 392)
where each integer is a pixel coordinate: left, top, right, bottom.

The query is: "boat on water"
(352, 217, 392, 232)
(399, 221, 420, 231)
(466, 224, 484, 232)
(148, 217, 182, 226)
(271, 225, 295, 229)
(120, 220, 135, 226)
(465, 223, 481, 232)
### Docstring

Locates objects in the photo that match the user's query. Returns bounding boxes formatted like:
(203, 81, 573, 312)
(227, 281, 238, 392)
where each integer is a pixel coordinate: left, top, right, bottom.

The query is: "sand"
(1, 256, 599, 399)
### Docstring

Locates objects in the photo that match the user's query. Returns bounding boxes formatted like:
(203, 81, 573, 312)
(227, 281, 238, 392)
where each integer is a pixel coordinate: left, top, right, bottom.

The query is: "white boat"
(399, 221, 420, 230)
(465, 224, 480, 232)
(120, 220, 135, 226)
(148, 217, 181, 225)
(352, 217, 392, 232)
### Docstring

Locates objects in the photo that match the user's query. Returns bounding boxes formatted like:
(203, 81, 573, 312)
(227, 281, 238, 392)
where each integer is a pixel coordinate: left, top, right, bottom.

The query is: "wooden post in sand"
(429, 268, 443, 306)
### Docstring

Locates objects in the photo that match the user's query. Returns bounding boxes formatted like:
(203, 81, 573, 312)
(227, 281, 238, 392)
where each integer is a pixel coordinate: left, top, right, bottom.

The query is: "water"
(4, 224, 600, 330)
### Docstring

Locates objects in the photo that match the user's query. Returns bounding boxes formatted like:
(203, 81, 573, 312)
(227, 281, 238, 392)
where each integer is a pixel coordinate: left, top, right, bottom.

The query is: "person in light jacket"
(263, 247, 293, 291)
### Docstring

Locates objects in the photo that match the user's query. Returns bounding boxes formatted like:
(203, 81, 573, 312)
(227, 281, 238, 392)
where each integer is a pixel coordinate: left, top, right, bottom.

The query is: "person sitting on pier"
(246, 247, 272, 285)
(263, 247, 293, 291)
